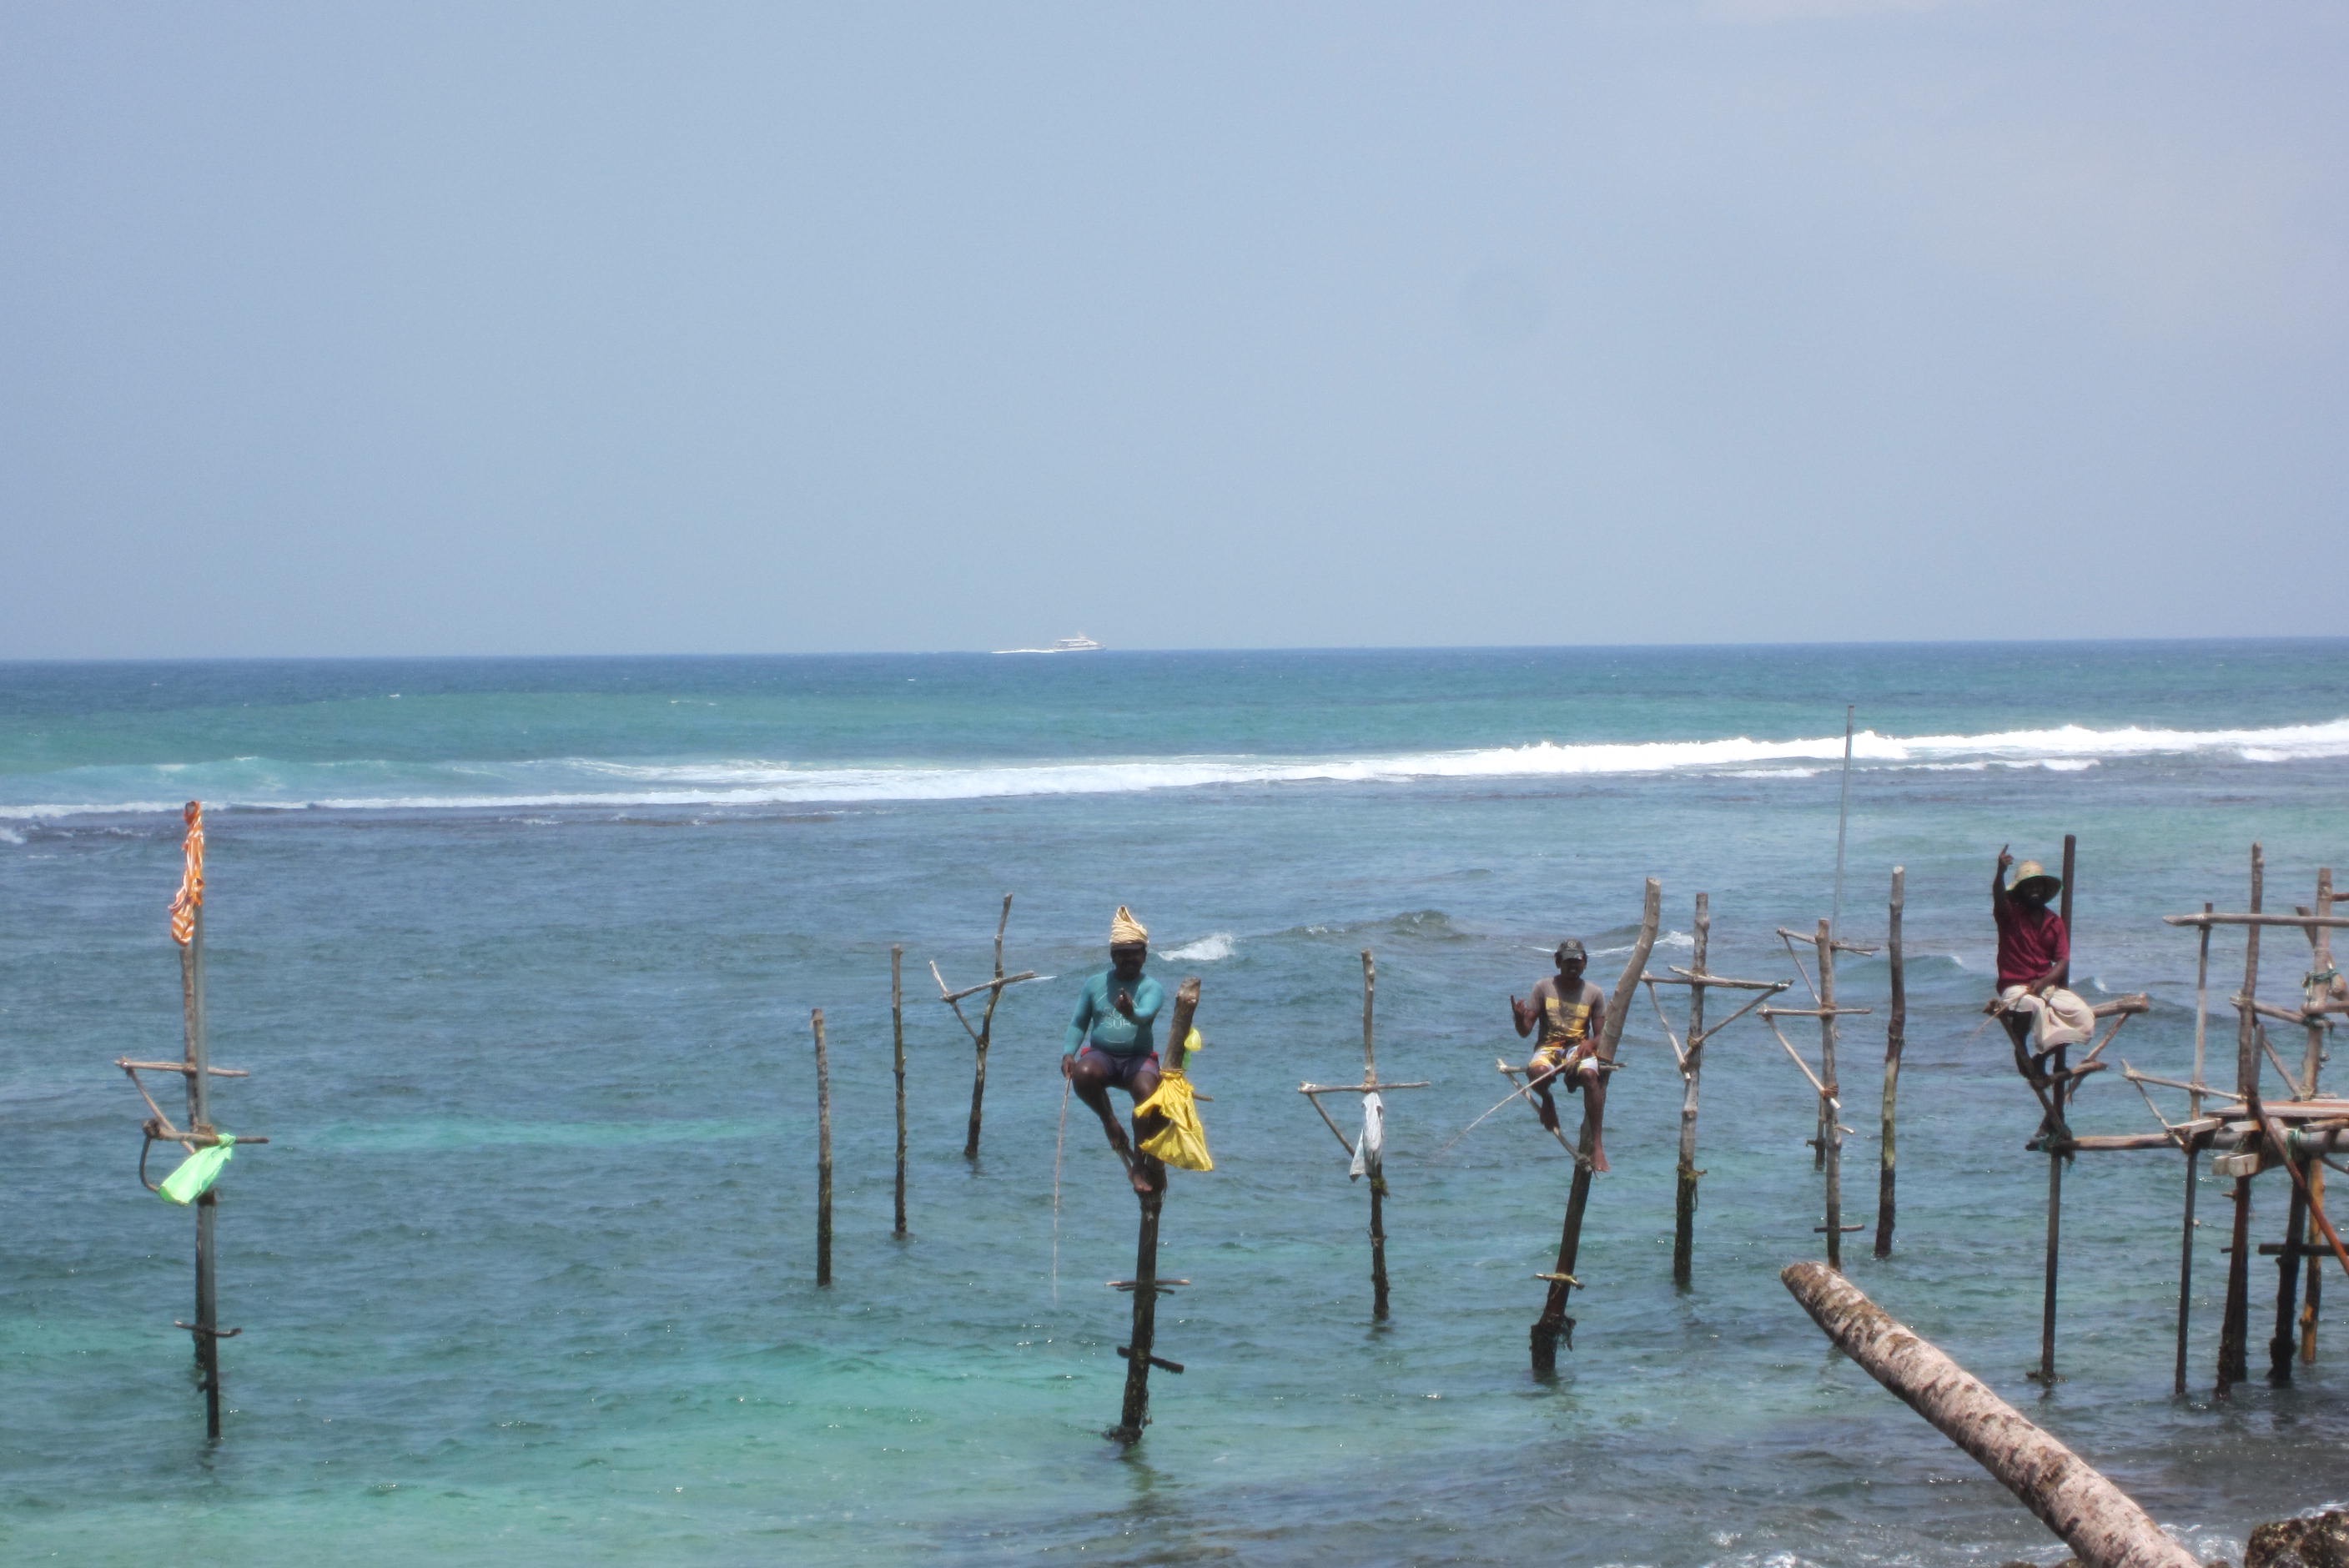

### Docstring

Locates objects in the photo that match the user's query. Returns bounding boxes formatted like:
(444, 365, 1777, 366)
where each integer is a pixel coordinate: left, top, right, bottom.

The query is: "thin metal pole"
(1830, 705, 1854, 937)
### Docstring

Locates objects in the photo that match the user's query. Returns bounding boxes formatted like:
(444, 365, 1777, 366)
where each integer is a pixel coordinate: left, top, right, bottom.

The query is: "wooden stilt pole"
(965, 895, 1012, 1161)
(1298, 951, 1426, 1322)
(2296, 868, 2332, 1099)
(2307, 1162, 2327, 1364)
(813, 1008, 833, 1288)
(2035, 1088, 2064, 1388)
(2302, 870, 2332, 1362)
(2033, 837, 2078, 1385)
(891, 947, 908, 1237)
(1672, 894, 1710, 1289)
(2176, 1145, 2201, 1400)
(1815, 920, 1848, 1272)
(930, 902, 1042, 1163)
(2058, 833, 2076, 988)
(1532, 879, 1659, 1375)
(1362, 950, 1389, 1322)
(2271, 1154, 2310, 1384)
(2219, 844, 2264, 1395)
(1875, 869, 1905, 1260)
(182, 890, 221, 1440)
(2177, 902, 2211, 1396)
(1109, 977, 1200, 1445)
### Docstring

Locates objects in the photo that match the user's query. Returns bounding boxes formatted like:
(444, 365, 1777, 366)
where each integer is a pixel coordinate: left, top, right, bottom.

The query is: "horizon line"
(3, 632, 2347, 666)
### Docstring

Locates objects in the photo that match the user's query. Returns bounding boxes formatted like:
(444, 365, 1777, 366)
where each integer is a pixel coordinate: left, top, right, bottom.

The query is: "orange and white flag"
(169, 801, 204, 946)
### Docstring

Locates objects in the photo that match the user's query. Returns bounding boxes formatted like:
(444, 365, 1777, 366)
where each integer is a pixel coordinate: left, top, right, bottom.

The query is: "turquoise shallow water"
(5, 642, 2348, 1565)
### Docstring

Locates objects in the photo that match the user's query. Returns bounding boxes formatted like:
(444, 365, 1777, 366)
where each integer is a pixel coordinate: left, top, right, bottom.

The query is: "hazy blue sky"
(4, 2, 2344, 656)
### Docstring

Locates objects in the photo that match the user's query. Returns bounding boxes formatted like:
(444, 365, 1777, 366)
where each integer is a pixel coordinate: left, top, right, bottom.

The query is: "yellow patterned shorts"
(1532, 1039, 1597, 1092)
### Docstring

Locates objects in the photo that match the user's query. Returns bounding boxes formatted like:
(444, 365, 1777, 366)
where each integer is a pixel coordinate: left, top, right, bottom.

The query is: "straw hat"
(1109, 906, 1149, 945)
(2008, 860, 2062, 899)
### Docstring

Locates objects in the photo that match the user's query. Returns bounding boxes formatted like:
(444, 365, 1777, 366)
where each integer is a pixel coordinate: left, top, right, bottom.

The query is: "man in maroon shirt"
(1988, 846, 2093, 1073)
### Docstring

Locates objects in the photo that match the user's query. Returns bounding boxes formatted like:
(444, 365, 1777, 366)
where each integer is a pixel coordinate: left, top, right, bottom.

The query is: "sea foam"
(6, 716, 2346, 818)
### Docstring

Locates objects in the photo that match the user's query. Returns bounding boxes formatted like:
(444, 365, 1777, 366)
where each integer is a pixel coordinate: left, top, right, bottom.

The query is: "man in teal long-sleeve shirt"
(1063, 905, 1166, 1194)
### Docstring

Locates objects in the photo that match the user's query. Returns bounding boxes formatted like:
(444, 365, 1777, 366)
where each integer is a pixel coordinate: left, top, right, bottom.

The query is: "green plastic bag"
(158, 1135, 234, 1205)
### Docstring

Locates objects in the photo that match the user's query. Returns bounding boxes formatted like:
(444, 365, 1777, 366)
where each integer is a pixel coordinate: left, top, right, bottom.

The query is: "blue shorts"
(1077, 1046, 1159, 1093)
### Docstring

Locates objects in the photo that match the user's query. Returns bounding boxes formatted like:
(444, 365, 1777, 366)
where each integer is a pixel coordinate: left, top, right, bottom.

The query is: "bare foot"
(1589, 1138, 1611, 1173)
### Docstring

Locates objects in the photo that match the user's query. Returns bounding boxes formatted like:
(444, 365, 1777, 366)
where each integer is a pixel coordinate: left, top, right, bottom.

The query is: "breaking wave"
(1159, 933, 1235, 962)
(6, 717, 2346, 819)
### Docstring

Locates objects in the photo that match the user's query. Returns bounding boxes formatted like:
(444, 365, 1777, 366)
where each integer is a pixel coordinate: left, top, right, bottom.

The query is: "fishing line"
(1051, 1073, 1070, 1304)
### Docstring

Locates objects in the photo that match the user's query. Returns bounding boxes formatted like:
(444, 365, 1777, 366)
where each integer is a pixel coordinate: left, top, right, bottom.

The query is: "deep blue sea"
(5, 641, 2347, 1565)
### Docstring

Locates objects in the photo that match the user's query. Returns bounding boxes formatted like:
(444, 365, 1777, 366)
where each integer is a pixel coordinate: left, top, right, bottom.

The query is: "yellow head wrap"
(1110, 906, 1149, 946)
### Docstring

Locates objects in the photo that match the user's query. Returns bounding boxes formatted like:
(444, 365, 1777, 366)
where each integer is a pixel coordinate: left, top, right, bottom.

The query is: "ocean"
(4, 641, 2346, 1565)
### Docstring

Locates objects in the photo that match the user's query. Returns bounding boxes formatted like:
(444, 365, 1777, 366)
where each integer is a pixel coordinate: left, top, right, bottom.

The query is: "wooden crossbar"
(2166, 912, 2349, 929)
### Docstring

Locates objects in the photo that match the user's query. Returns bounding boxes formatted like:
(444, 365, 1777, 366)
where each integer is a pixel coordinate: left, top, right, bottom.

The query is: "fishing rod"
(1435, 1057, 1605, 1159)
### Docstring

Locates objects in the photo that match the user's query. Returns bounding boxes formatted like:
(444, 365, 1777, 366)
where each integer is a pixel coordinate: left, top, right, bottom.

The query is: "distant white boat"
(993, 634, 1104, 654)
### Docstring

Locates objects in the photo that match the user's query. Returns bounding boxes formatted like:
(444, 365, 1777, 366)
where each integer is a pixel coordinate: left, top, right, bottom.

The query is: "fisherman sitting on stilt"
(1063, 907, 1169, 1195)
(1512, 938, 1611, 1172)
(1985, 847, 2094, 1128)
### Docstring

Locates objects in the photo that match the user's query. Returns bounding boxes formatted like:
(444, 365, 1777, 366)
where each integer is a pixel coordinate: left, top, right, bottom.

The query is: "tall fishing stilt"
(1532, 879, 1658, 1376)
(182, 866, 221, 1438)
(2272, 1154, 2310, 1383)
(1875, 867, 1905, 1260)
(1763, 921, 1874, 1271)
(1816, 920, 1849, 1273)
(2176, 903, 2211, 1398)
(116, 803, 267, 1440)
(1647, 908, 1783, 1291)
(1109, 977, 1201, 1445)
(2031, 836, 2077, 1389)
(968, 897, 1009, 1160)
(2035, 1070, 2065, 1387)
(930, 897, 1045, 1163)
(2219, 844, 2265, 1395)
(2301, 869, 2333, 1362)
(1299, 950, 1431, 1321)
(1673, 895, 1710, 1289)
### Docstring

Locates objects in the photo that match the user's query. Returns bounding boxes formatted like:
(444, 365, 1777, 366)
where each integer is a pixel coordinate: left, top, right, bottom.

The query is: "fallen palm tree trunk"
(1781, 1261, 2198, 1568)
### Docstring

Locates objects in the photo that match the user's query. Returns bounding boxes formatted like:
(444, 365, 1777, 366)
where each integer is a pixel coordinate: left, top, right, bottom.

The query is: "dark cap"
(1555, 939, 1587, 963)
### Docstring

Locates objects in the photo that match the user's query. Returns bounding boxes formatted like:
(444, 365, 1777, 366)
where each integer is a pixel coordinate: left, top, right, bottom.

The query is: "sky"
(3, 1, 2345, 657)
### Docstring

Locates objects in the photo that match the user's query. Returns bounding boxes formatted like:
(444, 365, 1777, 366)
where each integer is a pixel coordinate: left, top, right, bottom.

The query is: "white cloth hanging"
(1349, 1090, 1385, 1182)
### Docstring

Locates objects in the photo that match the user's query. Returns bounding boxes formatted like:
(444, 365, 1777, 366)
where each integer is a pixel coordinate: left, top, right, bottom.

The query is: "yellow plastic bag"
(1136, 1068, 1213, 1172)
